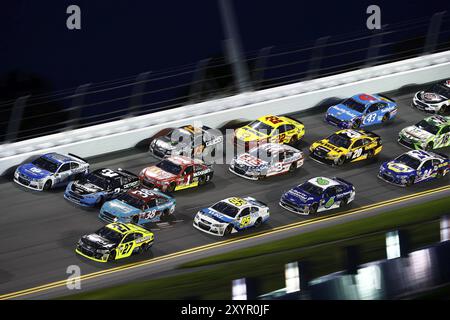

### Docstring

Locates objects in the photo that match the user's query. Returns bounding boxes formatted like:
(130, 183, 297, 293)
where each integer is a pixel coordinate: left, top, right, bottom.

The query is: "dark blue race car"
(64, 168, 140, 207)
(325, 93, 397, 129)
(279, 176, 355, 215)
(378, 150, 450, 186)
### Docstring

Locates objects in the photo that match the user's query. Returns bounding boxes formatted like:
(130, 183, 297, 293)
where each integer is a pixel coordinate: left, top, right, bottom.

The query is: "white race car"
(193, 197, 270, 236)
(229, 143, 304, 180)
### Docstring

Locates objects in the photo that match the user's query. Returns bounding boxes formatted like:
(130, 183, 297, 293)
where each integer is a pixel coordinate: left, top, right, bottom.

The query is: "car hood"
(420, 91, 446, 103)
(199, 208, 234, 224)
(327, 105, 361, 121)
(144, 166, 177, 181)
(101, 200, 142, 217)
(382, 161, 416, 175)
(283, 186, 315, 205)
(81, 234, 116, 250)
(70, 180, 104, 195)
(17, 163, 51, 180)
(234, 154, 269, 168)
(154, 136, 186, 150)
(235, 127, 269, 142)
(401, 126, 434, 141)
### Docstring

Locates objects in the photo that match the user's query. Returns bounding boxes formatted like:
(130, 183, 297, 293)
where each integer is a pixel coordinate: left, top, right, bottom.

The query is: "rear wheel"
(309, 203, 318, 214)
(351, 119, 361, 129)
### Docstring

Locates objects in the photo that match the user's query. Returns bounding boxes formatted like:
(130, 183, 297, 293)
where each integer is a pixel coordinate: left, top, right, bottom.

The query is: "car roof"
(251, 143, 296, 154)
(42, 153, 73, 165)
(405, 150, 434, 160)
(127, 188, 163, 203)
(106, 222, 150, 235)
(307, 177, 340, 189)
(257, 115, 289, 127)
(425, 115, 450, 126)
(166, 155, 203, 166)
(350, 93, 379, 105)
(336, 129, 365, 139)
(222, 197, 250, 208)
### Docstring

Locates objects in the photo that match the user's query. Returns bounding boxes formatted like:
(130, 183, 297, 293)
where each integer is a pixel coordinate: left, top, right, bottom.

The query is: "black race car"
(149, 125, 222, 159)
(412, 80, 450, 114)
(64, 168, 140, 207)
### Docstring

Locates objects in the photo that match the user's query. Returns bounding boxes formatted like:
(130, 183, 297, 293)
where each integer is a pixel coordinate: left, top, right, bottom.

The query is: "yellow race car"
(309, 129, 382, 166)
(76, 222, 154, 262)
(234, 115, 305, 150)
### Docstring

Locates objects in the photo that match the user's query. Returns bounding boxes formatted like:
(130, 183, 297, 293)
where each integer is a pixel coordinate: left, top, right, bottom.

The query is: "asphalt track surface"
(0, 84, 449, 298)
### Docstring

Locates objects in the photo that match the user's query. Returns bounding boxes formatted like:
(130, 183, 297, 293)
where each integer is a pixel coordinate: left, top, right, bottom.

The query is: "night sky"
(2, 0, 449, 92)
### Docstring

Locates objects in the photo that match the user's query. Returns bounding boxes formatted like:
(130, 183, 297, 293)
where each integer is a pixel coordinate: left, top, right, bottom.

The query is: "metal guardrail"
(0, 50, 449, 175)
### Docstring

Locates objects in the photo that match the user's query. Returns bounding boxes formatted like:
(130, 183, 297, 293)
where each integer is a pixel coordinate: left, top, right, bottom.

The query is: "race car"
(279, 176, 355, 215)
(378, 150, 450, 186)
(412, 80, 450, 114)
(149, 125, 222, 159)
(75, 222, 154, 263)
(398, 115, 450, 150)
(234, 114, 305, 151)
(64, 168, 140, 207)
(99, 187, 176, 225)
(229, 143, 304, 180)
(309, 129, 382, 166)
(325, 93, 397, 129)
(193, 196, 270, 236)
(139, 155, 214, 192)
(13, 152, 89, 191)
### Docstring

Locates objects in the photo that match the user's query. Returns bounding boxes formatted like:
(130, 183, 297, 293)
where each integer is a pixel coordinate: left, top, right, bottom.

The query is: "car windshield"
(96, 226, 123, 244)
(395, 154, 421, 170)
(117, 193, 146, 209)
(211, 201, 240, 218)
(156, 159, 182, 175)
(429, 83, 450, 96)
(168, 128, 192, 146)
(80, 171, 111, 189)
(415, 120, 439, 135)
(327, 133, 352, 148)
(248, 120, 274, 135)
(342, 98, 367, 113)
(32, 157, 58, 173)
(300, 182, 324, 196)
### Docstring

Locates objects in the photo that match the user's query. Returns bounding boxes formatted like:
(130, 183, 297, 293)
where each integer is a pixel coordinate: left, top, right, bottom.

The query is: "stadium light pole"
(218, 0, 252, 93)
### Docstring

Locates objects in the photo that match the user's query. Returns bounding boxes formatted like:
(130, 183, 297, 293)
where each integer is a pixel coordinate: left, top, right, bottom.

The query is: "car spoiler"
(376, 94, 395, 103)
(364, 130, 381, 139)
(117, 168, 139, 178)
(68, 153, 88, 163)
(430, 151, 449, 160)
(283, 115, 304, 125)
(332, 177, 354, 188)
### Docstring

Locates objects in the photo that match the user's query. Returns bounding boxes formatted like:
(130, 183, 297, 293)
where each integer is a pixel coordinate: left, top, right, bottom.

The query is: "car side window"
(58, 163, 71, 173)
(324, 186, 336, 198)
(123, 234, 135, 243)
(285, 124, 295, 131)
(147, 199, 157, 207)
(183, 166, 193, 175)
(441, 126, 450, 134)
(70, 162, 79, 169)
(421, 160, 433, 169)
(194, 164, 204, 172)
(239, 208, 250, 217)
(277, 125, 287, 134)
(352, 139, 363, 148)
(367, 104, 378, 113)
(432, 159, 441, 167)
(250, 207, 259, 214)
(278, 152, 286, 162)
(156, 197, 167, 206)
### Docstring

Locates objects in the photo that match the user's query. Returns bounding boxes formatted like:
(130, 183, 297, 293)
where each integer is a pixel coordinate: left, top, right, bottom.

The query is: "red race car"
(139, 156, 214, 192)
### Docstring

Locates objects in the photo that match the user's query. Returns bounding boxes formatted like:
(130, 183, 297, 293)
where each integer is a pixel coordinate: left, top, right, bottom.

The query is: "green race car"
(398, 115, 450, 150)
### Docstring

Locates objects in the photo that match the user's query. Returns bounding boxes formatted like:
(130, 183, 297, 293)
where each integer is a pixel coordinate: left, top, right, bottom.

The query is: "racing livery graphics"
(398, 115, 450, 150)
(279, 176, 355, 215)
(378, 150, 450, 186)
(76, 223, 154, 262)
(193, 197, 270, 236)
(229, 143, 304, 180)
(14, 153, 89, 191)
(149, 125, 222, 159)
(325, 93, 397, 129)
(412, 80, 450, 114)
(139, 156, 214, 192)
(234, 115, 305, 150)
(64, 168, 140, 207)
(309, 129, 382, 166)
(99, 187, 176, 225)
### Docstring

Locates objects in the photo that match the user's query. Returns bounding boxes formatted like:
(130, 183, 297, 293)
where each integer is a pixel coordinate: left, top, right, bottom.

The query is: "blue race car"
(378, 150, 450, 187)
(325, 93, 397, 129)
(14, 152, 89, 191)
(99, 187, 176, 225)
(279, 176, 355, 215)
(64, 168, 140, 207)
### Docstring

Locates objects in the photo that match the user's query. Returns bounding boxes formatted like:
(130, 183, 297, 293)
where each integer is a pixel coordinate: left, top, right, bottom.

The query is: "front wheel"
(438, 105, 448, 115)
(289, 135, 298, 146)
(425, 142, 434, 151)
(335, 156, 345, 166)
(131, 215, 139, 224)
(224, 224, 233, 236)
(382, 113, 390, 123)
(108, 250, 117, 262)
(405, 177, 415, 187)
(308, 203, 318, 214)
(289, 163, 297, 173)
(351, 119, 361, 129)
(43, 180, 52, 191)
(166, 182, 176, 193)
(198, 175, 207, 186)
(254, 217, 262, 228)
(340, 197, 349, 208)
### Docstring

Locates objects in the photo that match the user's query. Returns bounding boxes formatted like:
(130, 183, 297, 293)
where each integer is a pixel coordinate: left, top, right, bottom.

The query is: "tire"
(405, 177, 415, 187)
(436, 169, 444, 179)
(224, 224, 233, 235)
(198, 175, 207, 186)
(382, 113, 390, 123)
(107, 250, 116, 262)
(425, 142, 434, 151)
(340, 197, 349, 208)
(289, 163, 297, 173)
(351, 119, 361, 129)
(438, 105, 448, 115)
(96, 195, 104, 206)
(367, 149, 375, 159)
(254, 217, 262, 228)
(43, 180, 52, 191)
(335, 156, 345, 166)
(131, 215, 139, 224)
(139, 243, 150, 254)
(309, 203, 318, 214)
(289, 135, 298, 146)
(166, 183, 176, 193)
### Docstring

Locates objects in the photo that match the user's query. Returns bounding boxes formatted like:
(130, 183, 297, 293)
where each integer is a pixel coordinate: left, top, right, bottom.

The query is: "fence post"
(5, 95, 30, 143)
(423, 11, 446, 54)
(306, 36, 329, 80)
(66, 83, 91, 130)
(441, 215, 450, 242)
(218, 0, 252, 93)
(128, 71, 152, 117)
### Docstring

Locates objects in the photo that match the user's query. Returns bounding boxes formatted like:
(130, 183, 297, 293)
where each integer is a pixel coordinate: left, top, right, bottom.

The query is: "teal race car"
(398, 115, 450, 150)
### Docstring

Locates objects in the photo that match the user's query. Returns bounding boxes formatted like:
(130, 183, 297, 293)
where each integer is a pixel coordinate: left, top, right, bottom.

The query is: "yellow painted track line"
(1, 185, 449, 300)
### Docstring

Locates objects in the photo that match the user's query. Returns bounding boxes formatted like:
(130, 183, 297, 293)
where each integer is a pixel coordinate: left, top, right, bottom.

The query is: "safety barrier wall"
(0, 50, 449, 175)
